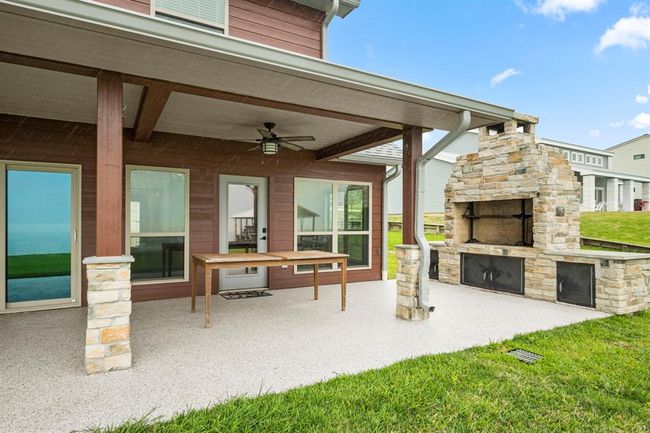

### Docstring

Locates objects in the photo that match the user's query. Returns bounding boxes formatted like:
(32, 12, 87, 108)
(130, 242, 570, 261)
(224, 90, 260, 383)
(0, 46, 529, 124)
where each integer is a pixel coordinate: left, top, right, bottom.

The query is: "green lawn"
(581, 212, 650, 246)
(387, 230, 443, 279)
(95, 311, 650, 433)
(388, 212, 444, 225)
(7, 253, 70, 279)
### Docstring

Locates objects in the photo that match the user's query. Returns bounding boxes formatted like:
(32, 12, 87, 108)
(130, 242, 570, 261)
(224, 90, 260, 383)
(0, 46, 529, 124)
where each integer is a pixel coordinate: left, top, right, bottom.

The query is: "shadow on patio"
(0, 280, 606, 432)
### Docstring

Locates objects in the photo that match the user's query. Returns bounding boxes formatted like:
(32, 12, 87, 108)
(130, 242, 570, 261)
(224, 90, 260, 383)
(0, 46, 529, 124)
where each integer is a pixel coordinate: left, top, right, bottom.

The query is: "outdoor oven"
(431, 114, 650, 315)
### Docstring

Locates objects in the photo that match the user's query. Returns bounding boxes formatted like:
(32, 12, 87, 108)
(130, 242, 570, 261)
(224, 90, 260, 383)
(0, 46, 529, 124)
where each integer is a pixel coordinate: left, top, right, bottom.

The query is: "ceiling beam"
(315, 127, 403, 161)
(132, 82, 173, 142)
(0, 51, 403, 129)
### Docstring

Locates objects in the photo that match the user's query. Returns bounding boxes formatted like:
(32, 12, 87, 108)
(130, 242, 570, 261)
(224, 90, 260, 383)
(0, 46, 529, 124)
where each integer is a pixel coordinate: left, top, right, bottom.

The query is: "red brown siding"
(229, 0, 324, 58)
(0, 115, 384, 304)
(94, 0, 150, 15)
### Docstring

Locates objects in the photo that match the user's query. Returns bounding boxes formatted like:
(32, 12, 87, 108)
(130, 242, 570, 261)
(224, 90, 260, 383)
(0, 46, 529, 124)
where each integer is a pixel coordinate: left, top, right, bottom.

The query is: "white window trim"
(294, 177, 372, 274)
(151, 0, 229, 34)
(125, 165, 190, 285)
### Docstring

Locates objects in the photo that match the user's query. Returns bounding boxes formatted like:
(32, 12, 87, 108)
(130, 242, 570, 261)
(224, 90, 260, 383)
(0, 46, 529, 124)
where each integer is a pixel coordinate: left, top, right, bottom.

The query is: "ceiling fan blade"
(257, 128, 272, 139)
(247, 144, 260, 151)
(278, 136, 315, 142)
(226, 138, 261, 142)
(279, 141, 304, 151)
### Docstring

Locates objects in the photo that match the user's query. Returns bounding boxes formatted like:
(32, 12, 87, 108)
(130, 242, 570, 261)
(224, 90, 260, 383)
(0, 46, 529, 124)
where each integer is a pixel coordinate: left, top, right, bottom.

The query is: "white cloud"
(490, 68, 522, 87)
(636, 94, 650, 104)
(630, 112, 650, 129)
(588, 129, 601, 137)
(596, 16, 650, 53)
(630, 2, 650, 15)
(609, 121, 624, 128)
(516, 0, 604, 21)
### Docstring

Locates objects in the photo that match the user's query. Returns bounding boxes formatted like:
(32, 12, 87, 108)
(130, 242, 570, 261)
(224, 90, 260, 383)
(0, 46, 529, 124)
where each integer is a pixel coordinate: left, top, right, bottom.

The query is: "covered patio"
(0, 280, 606, 432)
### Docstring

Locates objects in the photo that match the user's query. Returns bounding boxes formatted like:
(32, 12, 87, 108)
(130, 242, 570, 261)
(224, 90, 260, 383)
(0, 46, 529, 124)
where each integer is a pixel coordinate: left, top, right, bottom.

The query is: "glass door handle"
(73, 229, 78, 243)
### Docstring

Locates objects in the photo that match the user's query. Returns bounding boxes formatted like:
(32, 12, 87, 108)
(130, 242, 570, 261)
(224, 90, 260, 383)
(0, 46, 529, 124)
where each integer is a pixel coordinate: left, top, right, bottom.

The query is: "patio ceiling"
(0, 0, 516, 141)
(0, 62, 379, 149)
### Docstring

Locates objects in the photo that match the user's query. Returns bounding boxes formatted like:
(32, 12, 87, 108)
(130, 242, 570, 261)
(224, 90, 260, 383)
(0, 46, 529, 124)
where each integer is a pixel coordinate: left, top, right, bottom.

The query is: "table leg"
(205, 267, 212, 328)
(190, 258, 197, 313)
(340, 258, 347, 311)
(313, 263, 319, 300)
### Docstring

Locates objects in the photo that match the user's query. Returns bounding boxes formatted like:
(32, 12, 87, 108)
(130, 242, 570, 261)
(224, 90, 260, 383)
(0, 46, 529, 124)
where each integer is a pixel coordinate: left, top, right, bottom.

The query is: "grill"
(507, 348, 542, 364)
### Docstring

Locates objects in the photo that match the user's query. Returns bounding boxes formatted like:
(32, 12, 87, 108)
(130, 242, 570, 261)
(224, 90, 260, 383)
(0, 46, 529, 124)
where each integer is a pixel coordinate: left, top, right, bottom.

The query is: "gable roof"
(606, 134, 650, 151)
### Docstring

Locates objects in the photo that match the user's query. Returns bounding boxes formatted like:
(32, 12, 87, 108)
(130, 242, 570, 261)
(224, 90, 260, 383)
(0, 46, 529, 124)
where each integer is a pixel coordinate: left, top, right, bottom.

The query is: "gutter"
(414, 110, 471, 311)
(382, 165, 401, 280)
(321, 0, 339, 59)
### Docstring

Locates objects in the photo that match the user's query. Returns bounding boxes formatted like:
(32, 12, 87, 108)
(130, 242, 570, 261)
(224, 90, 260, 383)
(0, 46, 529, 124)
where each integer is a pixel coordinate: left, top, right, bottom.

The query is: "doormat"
(507, 348, 542, 364)
(220, 290, 272, 300)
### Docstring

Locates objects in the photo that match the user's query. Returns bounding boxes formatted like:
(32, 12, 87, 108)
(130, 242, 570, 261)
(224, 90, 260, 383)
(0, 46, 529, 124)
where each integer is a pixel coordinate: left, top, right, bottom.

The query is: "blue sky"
(328, 0, 650, 150)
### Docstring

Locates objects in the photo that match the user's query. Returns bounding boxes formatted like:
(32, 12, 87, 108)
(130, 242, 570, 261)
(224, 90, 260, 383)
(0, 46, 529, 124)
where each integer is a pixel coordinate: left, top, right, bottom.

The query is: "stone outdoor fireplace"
(430, 114, 650, 315)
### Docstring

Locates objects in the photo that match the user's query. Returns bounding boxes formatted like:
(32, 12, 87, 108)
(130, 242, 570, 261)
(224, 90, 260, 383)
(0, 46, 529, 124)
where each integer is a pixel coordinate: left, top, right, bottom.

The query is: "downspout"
(382, 165, 401, 280)
(415, 110, 471, 311)
(321, 0, 339, 59)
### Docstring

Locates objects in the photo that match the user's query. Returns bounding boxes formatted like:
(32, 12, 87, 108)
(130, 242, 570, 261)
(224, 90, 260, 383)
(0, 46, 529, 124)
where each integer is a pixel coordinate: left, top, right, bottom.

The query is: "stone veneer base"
(83, 255, 134, 374)
(395, 245, 430, 321)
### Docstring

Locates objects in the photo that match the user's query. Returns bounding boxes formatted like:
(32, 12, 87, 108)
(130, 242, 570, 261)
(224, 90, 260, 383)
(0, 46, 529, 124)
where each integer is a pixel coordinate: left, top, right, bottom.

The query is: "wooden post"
(204, 267, 212, 328)
(313, 263, 319, 300)
(340, 258, 347, 311)
(190, 258, 197, 312)
(402, 126, 422, 245)
(96, 70, 124, 256)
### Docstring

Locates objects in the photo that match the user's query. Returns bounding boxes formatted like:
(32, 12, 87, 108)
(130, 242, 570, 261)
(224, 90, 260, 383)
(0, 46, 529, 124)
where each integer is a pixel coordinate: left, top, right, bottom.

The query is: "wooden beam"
(132, 82, 173, 142)
(0, 51, 403, 129)
(314, 127, 403, 161)
(402, 125, 422, 245)
(96, 70, 124, 257)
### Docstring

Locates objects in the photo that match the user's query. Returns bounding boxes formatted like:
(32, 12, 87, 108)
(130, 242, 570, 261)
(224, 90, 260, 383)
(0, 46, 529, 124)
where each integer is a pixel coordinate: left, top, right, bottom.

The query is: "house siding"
(229, 0, 324, 58)
(0, 114, 383, 304)
(94, 0, 151, 14)
(609, 136, 650, 177)
(387, 158, 453, 214)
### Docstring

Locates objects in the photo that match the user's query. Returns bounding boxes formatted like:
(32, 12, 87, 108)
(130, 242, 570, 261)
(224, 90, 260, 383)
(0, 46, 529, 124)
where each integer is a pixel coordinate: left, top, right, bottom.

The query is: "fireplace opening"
(454, 199, 534, 247)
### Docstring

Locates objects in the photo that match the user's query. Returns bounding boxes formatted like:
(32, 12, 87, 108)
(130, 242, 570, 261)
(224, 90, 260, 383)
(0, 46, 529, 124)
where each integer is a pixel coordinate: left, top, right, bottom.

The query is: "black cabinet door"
(557, 262, 595, 308)
(461, 253, 491, 288)
(490, 256, 524, 295)
(429, 249, 439, 280)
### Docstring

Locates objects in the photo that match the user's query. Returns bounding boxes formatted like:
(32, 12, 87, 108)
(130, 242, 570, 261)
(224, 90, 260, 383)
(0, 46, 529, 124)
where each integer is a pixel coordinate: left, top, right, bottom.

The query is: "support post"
(402, 126, 422, 244)
(622, 180, 634, 212)
(642, 183, 650, 211)
(580, 175, 596, 212)
(96, 71, 124, 256)
(606, 178, 618, 212)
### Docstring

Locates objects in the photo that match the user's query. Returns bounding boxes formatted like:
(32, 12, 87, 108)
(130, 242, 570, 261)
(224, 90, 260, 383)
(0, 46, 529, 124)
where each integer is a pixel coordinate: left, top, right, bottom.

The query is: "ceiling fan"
(233, 122, 316, 155)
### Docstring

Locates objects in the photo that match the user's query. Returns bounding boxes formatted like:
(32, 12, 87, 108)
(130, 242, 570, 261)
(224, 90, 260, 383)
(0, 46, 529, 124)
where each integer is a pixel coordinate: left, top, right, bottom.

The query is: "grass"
(581, 212, 650, 246)
(387, 230, 443, 279)
(94, 311, 650, 433)
(7, 253, 70, 279)
(388, 212, 444, 225)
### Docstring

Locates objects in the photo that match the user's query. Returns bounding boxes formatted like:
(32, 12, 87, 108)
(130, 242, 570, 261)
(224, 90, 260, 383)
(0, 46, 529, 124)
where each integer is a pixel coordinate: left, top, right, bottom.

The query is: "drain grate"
(507, 349, 542, 364)
(220, 290, 272, 300)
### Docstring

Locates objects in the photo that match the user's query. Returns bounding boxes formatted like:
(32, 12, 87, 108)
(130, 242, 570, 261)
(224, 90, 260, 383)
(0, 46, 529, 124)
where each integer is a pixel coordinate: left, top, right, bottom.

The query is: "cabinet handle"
(483, 271, 489, 281)
(558, 281, 564, 292)
(489, 272, 494, 282)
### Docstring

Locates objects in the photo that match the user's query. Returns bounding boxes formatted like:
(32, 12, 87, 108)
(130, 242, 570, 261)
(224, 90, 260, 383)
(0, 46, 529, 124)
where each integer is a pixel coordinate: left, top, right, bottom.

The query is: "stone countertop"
(544, 249, 650, 261)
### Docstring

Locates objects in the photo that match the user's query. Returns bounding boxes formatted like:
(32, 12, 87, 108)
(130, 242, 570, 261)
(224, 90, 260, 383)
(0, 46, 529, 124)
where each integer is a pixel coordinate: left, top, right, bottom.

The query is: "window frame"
(151, 0, 229, 34)
(125, 165, 190, 285)
(571, 152, 584, 164)
(633, 154, 646, 160)
(293, 177, 372, 274)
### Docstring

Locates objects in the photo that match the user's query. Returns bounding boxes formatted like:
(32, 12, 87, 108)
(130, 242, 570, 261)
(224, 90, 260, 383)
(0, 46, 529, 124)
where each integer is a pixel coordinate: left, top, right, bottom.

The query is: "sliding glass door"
(1, 162, 81, 312)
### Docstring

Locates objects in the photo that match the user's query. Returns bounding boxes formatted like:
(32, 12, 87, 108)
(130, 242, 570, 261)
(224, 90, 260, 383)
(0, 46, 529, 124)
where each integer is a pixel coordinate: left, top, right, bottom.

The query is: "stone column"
(622, 180, 634, 211)
(580, 175, 596, 212)
(395, 245, 429, 321)
(83, 255, 134, 374)
(606, 178, 618, 212)
(642, 183, 650, 211)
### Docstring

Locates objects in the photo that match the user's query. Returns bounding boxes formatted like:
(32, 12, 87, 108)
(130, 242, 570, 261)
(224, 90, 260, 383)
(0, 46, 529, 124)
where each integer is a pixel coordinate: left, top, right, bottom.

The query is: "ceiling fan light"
(262, 141, 278, 155)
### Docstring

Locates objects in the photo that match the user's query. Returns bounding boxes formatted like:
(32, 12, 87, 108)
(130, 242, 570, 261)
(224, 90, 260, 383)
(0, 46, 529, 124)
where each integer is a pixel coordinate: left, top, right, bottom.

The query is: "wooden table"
(191, 250, 349, 328)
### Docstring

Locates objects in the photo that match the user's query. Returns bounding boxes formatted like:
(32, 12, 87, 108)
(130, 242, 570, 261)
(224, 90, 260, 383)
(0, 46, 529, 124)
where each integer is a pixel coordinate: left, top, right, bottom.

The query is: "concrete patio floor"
(0, 280, 607, 432)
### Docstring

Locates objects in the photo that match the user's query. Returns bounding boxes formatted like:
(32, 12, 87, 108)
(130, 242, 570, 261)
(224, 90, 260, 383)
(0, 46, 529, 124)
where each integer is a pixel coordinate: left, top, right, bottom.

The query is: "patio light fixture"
(262, 140, 279, 155)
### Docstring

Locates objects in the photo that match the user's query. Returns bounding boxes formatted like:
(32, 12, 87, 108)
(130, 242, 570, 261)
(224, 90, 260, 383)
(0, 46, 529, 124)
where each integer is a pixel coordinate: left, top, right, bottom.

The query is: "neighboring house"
(607, 134, 650, 177)
(375, 131, 650, 214)
(0, 0, 517, 323)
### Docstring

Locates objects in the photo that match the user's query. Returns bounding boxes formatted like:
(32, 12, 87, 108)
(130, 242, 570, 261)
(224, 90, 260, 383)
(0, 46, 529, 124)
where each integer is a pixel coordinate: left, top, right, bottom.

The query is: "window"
(596, 156, 604, 166)
(154, 0, 226, 32)
(126, 166, 189, 283)
(585, 154, 593, 165)
(295, 179, 371, 271)
(571, 152, 584, 163)
(560, 149, 570, 160)
(634, 154, 646, 160)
